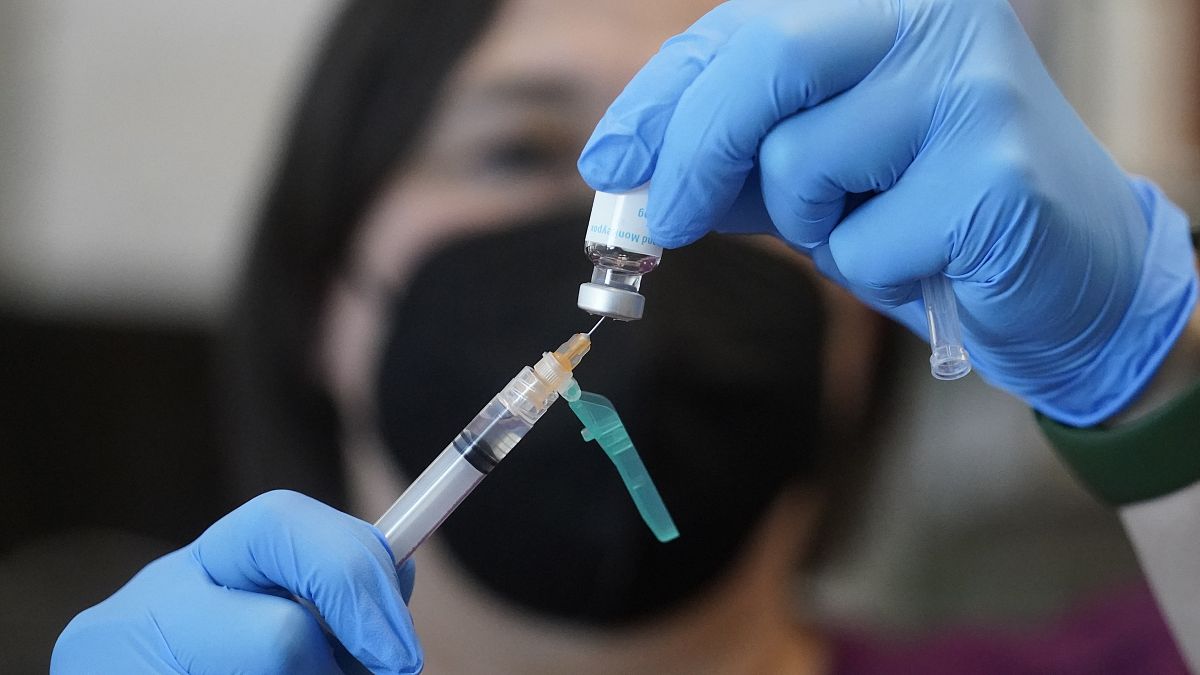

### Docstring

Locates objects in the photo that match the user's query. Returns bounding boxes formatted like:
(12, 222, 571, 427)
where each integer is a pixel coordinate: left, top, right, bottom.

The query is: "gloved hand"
(578, 0, 1197, 426)
(51, 491, 422, 674)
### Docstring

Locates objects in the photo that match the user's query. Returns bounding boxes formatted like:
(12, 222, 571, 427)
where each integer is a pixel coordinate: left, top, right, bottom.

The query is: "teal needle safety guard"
(559, 380, 679, 543)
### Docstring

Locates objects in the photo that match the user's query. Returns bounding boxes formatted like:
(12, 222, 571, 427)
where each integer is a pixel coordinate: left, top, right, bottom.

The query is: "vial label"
(584, 187, 663, 257)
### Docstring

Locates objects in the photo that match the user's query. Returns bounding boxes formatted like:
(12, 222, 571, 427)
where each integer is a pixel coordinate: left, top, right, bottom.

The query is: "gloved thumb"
(192, 490, 422, 674)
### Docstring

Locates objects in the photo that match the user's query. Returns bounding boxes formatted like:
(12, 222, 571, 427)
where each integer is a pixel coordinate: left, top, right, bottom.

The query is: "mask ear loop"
(557, 379, 680, 543)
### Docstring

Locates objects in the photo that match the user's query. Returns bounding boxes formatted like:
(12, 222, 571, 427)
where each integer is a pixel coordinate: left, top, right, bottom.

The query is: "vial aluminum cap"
(577, 282, 645, 321)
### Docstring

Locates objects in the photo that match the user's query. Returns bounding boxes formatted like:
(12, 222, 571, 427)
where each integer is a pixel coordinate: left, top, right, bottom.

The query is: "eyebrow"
(470, 76, 583, 108)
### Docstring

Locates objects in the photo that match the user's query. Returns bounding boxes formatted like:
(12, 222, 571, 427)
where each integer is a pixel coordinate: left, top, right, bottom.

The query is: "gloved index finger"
(577, 2, 748, 193)
(192, 490, 421, 675)
(645, 0, 900, 247)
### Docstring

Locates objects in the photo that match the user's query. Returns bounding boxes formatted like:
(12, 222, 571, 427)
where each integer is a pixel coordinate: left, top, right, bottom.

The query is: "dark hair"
(219, 0, 501, 508)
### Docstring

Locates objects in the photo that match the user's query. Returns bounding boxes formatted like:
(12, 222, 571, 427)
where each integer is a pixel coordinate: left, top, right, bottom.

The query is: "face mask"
(376, 209, 826, 625)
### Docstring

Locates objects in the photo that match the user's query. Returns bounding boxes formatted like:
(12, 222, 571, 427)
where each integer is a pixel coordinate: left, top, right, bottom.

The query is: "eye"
(475, 135, 569, 177)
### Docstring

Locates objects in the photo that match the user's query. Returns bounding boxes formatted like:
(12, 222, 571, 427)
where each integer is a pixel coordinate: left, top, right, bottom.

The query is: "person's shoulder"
(829, 584, 1187, 675)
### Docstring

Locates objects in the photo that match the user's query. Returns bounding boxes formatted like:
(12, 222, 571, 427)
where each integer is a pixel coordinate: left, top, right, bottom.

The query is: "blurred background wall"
(0, 0, 333, 322)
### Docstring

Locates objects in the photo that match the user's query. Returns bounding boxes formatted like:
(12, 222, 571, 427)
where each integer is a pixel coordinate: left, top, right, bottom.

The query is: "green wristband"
(1037, 378, 1200, 506)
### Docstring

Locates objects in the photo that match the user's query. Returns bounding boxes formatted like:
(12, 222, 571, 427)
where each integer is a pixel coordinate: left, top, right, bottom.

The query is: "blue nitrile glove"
(578, 0, 1197, 426)
(51, 491, 422, 674)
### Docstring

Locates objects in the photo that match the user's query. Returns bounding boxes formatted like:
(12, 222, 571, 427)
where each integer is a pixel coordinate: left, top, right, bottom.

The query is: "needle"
(587, 317, 606, 336)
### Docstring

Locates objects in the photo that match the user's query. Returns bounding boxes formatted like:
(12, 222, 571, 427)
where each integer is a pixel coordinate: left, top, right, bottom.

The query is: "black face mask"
(376, 209, 826, 626)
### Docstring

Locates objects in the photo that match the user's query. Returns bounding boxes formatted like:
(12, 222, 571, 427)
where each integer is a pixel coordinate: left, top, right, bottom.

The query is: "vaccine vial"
(577, 185, 662, 321)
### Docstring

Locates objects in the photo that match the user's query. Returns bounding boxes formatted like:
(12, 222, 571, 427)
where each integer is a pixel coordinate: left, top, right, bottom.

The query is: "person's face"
(315, 2, 881, 664)
(320, 0, 723, 433)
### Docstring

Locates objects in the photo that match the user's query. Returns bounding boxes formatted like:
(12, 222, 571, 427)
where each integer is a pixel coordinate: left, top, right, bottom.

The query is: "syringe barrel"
(375, 446, 486, 564)
(374, 374, 548, 563)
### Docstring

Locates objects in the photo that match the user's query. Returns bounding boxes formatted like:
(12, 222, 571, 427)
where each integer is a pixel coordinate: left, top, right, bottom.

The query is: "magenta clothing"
(832, 585, 1188, 674)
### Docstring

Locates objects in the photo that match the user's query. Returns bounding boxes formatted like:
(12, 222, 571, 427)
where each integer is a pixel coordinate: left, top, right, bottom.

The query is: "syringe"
(374, 332, 593, 564)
